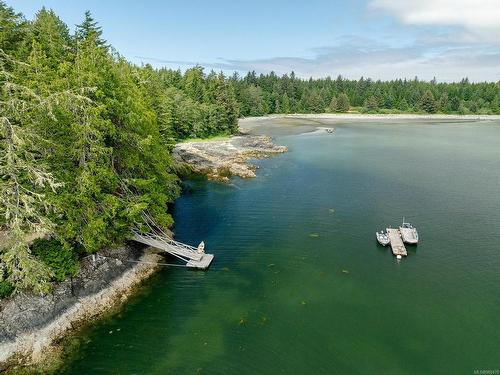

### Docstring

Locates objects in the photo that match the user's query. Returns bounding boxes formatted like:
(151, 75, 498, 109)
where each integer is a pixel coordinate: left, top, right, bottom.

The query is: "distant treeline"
(0, 2, 499, 295)
(232, 71, 500, 116)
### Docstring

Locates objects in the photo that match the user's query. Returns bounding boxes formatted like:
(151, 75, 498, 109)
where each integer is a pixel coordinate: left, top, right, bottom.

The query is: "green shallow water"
(61, 120, 500, 374)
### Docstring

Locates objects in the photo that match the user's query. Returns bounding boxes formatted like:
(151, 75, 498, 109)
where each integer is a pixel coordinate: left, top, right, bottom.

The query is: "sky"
(7, 0, 500, 82)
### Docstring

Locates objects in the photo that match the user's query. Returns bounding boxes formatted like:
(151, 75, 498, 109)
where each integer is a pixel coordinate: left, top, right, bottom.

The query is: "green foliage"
(363, 96, 379, 112)
(0, 281, 14, 298)
(458, 102, 470, 115)
(240, 85, 266, 116)
(0, 1, 27, 55)
(1, 2, 498, 295)
(183, 66, 206, 102)
(75, 10, 107, 48)
(231, 72, 498, 116)
(0, 48, 65, 294)
(1, 230, 54, 295)
(332, 93, 350, 112)
(398, 98, 410, 111)
(329, 97, 338, 112)
(304, 88, 326, 113)
(0, 5, 240, 294)
(281, 93, 291, 114)
(420, 90, 436, 113)
(31, 238, 79, 282)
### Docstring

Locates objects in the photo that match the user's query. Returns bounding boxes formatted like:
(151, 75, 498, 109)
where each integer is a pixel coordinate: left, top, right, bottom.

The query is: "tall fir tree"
(420, 90, 437, 113)
(75, 10, 107, 48)
(0, 1, 27, 55)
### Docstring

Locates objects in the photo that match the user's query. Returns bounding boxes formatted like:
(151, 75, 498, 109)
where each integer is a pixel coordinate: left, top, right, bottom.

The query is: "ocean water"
(61, 120, 500, 374)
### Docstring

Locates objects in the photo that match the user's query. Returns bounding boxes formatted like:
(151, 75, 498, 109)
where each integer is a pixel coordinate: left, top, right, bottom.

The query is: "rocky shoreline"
(0, 246, 161, 372)
(0, 127, 287, 372)
(173, 134, 288, 181)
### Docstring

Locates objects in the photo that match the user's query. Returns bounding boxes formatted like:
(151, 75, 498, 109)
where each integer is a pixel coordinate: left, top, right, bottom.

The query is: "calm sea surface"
(61, 120, 500, 374)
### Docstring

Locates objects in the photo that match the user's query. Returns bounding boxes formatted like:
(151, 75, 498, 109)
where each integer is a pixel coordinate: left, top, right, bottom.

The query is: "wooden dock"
(386, 228, 407, 256)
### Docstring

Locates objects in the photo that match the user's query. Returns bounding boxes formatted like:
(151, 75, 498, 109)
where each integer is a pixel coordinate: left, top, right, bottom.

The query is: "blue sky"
(7, 0, 500, 82)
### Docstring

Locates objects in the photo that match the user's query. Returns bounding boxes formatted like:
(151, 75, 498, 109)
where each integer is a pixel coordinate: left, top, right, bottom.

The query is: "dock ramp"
(131, 212, 214, 269)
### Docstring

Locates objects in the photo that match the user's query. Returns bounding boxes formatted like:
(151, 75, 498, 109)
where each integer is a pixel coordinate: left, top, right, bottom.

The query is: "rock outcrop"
(173, 135, 287, 181)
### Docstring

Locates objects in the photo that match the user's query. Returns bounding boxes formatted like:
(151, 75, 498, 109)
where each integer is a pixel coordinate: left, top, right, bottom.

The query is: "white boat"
(376, 231, 390, 246)
(399, 219, 418, 244)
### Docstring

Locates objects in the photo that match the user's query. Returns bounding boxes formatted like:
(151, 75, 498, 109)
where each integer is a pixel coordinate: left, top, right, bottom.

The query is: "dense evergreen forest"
(1, 3, 499, 296)
(234, 71, 500, 116)
(0, 3, 239, 294)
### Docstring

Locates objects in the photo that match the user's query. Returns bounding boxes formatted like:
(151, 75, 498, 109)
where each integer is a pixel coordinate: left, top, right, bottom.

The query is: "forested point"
(0, 3, 238, 294)
(1, 2, 499, 295)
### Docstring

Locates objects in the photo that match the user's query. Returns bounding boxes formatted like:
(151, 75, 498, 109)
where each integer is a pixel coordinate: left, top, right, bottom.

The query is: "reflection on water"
(62, 120, 500, 375)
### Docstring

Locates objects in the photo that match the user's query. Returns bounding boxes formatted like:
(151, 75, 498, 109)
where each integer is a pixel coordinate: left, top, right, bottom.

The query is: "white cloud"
(137, 37, 500, 82)
(223, 44, 499, 82)
(136, 2, 500, 82)
(370, 0, 500, 42)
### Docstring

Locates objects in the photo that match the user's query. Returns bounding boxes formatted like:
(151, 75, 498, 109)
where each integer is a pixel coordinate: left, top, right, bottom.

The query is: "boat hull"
(399, 227, 418, 244)
(376, 233, 390, 246)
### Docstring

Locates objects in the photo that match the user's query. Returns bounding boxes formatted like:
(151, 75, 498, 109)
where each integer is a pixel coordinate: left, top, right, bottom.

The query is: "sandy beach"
(240, 113, 500, 124)
(238, 113, 500, 135)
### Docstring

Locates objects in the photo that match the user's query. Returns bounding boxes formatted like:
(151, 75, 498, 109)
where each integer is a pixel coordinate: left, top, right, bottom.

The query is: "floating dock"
(133, 231, 214, 269)
(386, 228, 407, 257)
(187, 254, 214, 269)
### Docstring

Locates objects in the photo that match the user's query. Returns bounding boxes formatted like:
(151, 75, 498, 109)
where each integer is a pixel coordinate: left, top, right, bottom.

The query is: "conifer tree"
(274, 99, 281, 114)
(213, 73, 239, 133)
(336, 93, 350, 112)
(0, 1, 27, 55)
(281, 93, 291, 114)
(329, 96, 338, 112)
(183, 66, 205, 103)
(364, 96, 379, 112)
(26, 8, 72, 69)
(75, 10, 107, 48)
(0, 53, 59, 293)
(420, 90, 436, 113)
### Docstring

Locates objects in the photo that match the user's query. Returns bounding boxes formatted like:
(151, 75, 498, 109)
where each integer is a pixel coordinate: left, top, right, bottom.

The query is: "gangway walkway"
(131, 212, 214, 269)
